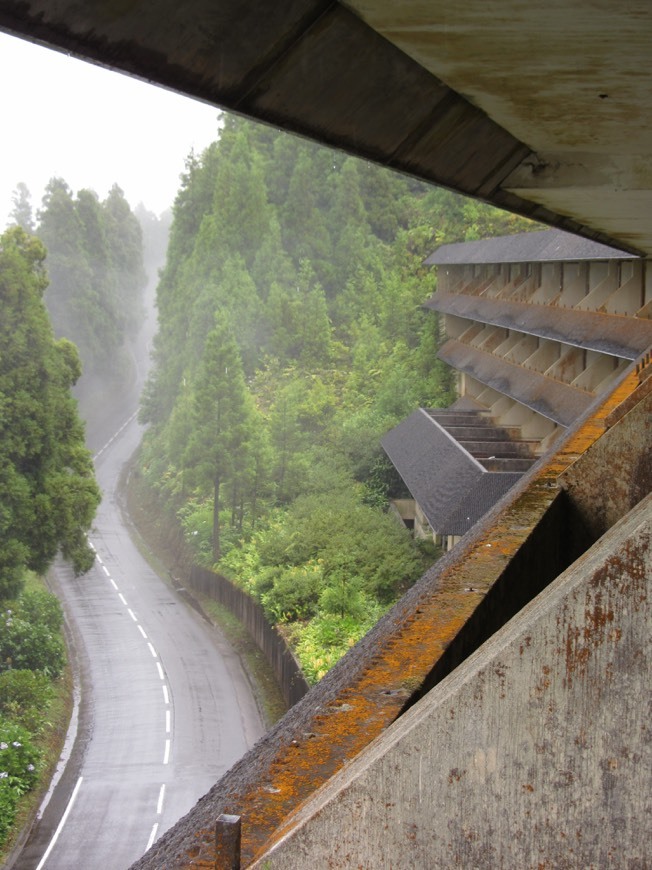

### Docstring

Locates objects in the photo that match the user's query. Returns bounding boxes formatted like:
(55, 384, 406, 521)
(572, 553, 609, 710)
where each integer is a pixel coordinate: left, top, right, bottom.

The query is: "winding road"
(17, 412, 264, 869)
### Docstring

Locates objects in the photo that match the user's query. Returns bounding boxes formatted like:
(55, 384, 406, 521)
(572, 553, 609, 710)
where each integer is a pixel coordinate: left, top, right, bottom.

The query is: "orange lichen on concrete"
(202, 370, 644, 868)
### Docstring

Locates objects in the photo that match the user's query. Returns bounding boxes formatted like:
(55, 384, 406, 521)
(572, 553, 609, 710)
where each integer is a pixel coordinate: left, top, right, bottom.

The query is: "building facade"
(383, 229, 652, 549)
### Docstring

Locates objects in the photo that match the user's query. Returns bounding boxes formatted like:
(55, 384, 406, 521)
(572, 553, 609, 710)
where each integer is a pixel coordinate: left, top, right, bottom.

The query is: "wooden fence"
(189, 565, 310, 709)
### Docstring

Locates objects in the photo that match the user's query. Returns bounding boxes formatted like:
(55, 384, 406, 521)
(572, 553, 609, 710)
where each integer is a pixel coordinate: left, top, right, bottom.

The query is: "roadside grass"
(0, 573, 73, 867)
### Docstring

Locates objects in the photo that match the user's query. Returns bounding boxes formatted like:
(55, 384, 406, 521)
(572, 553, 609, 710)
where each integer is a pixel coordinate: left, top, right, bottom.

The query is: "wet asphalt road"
(17, 413, 264, 870)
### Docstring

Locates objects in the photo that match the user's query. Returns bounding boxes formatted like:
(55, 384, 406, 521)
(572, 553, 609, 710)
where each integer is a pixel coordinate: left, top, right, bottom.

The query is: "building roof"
(443, 473, 523, 535)
(381, 409, 524, 536)
(424, 229, 638, 267)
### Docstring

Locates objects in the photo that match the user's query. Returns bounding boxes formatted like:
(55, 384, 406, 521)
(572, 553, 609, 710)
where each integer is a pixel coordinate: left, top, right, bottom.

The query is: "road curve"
(18, 413, 264, 870)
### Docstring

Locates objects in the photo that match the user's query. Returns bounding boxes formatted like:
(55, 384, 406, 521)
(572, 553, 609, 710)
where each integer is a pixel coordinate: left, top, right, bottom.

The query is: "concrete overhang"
(438, 338, 595, 426)
(0, 1, 651, 256)
(426, 292, 652, 360)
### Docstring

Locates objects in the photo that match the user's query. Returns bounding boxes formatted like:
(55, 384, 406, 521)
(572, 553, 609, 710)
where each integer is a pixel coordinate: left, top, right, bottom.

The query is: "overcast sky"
(0, 31, 222, 228)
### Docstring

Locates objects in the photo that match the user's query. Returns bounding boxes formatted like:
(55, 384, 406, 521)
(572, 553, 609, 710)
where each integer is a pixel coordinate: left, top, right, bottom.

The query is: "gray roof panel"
(443, 472, 523, 535)
(381, 409, 524, 535)
(425, 229, 638, 266)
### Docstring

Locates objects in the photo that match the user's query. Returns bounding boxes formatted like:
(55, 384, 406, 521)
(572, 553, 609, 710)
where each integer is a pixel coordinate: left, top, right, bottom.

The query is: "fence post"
(215, 814, 241, 869)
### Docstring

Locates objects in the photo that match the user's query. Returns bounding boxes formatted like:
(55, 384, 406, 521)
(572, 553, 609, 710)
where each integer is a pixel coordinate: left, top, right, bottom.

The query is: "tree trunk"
(213, 475, 221, 562)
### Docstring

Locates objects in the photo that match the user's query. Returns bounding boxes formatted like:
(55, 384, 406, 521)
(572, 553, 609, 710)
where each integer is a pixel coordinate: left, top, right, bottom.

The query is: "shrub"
(0, 719, 40, 791)
(0, 670, 54, 734)
(259, 561, 324, 623)
(0, 779, 18, 847)
(292, 605, 386, 684)
(178, 498, 215, 565)
(0, 718, 41, 849)
(15, 589, 63, 633)
(0, 612, 65, 678)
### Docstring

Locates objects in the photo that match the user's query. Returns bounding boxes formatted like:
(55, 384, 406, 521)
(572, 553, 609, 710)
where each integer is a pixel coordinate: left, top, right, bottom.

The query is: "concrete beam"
(253, 491, 652, 868)
(2, 1, 650, 254)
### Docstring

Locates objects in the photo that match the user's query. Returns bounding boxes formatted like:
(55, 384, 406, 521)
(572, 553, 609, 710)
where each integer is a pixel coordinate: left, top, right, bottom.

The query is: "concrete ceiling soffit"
(503, 153, 652, 257)
(0, 0, 526, 191)
(0, 0, 625, 250)
(344, 1, 652, 255)
(2, 0, 647, 252)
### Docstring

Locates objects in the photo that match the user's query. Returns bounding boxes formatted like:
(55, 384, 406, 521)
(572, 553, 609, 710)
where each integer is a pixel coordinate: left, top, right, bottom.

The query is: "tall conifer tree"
(185, 321, 255, 561)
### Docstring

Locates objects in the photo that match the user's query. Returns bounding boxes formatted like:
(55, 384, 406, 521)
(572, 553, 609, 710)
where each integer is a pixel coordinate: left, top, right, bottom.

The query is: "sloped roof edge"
(381, 409, 521, 535)
(425, 229, 639, 267)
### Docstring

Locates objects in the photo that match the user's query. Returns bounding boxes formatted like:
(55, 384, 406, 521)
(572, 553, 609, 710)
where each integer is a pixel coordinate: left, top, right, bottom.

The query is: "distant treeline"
(138, 113, 537, 680)
(11, 179, 148, 381)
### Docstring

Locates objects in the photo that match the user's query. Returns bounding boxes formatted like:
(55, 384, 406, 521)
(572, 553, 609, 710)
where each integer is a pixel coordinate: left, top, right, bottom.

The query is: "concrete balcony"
(438, 339, 595, 426)
(426, 291, 652, 360)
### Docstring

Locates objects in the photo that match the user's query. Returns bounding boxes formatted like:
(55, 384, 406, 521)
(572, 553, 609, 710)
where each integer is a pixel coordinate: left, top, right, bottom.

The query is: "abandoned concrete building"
(383, 228, 652, 550)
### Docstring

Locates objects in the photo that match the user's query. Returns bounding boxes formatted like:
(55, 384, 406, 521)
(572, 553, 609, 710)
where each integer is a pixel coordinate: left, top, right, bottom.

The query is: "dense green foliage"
(140, 115, 538, 678)
(0, 718, 41, 845)
(0, 579, 66, 850)
(0, 589, 65, 678)
(0, 227, 101, 599)
(0, 670, 54, 733)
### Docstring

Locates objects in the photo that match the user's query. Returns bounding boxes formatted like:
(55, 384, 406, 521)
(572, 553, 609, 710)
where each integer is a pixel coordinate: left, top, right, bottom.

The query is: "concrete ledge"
(256, 492, 651, 868)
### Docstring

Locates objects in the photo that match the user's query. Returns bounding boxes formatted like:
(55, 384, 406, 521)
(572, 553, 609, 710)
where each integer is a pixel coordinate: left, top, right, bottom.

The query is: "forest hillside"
(139, 114, 538, 680)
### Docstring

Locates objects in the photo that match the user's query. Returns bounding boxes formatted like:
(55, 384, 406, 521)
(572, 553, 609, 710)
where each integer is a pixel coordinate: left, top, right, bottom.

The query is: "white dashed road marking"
(157, 784, 166, 815)
(146, 823, 159, 851)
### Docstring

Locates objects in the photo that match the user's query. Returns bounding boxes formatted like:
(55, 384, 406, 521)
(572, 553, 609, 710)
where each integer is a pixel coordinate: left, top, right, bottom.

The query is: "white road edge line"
(118, 593, 128, 606)
(146, 822, 159, 851)
(110, 578, 118, 591)
(129, 609, 138, 623)
(156, 662, 164, 680)
(102, 565, 110, 577)
(163, 740, 171, 765)
(137, 624, 147, 637)
(162, 684, 169, 704)
(92, 411, 138, 462)
(147, 642, 157, 658)
(157, 784, 166, 815)
(35, 776, 83, 870)
(165, 710, 171, 733)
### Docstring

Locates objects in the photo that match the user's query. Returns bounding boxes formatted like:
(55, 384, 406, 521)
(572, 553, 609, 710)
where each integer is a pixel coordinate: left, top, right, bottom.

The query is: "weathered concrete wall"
(560, 373, 651, 540)
(254, 492, 651, 869)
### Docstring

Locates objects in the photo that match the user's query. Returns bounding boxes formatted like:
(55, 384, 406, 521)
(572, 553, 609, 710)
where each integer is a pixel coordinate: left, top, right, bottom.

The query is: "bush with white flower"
(0, 718, 41, 846)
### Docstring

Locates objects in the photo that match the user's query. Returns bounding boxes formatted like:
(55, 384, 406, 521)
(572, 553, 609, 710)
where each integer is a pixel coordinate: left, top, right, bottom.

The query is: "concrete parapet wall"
(255, 492, 651, 869)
